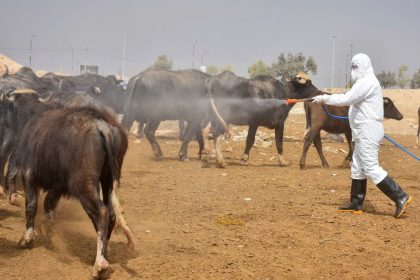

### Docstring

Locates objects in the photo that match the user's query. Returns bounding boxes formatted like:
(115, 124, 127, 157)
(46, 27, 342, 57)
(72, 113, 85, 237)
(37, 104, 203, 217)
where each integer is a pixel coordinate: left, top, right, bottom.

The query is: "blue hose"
(321, 104, 419, 161)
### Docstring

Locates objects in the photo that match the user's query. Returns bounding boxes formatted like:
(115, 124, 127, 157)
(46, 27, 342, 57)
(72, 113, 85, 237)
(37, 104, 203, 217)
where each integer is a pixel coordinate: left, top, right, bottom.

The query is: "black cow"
(2, 93, 134, 277)
(42, 72, 126, 113)
(122, 69, 211, 160)
(0, 89, 116, 205)
(203, 71, 318, 167)
(0, 66, 55, 93)
(299, 96, 404, 169)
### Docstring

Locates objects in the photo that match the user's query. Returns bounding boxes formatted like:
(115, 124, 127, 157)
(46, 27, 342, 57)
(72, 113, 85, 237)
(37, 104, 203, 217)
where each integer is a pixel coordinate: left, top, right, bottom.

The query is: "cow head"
(288, 72, 318, 99)
(383, 97, 403, 120)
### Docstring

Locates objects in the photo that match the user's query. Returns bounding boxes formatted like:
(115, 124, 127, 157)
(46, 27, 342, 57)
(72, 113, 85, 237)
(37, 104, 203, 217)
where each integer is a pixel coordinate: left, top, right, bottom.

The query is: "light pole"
(122, 28, 128, 79)
(200, 50, 208, 66)
(192, 40, 198, 68)
(70, 46, 74, 74)
(331, 35, 336, 88)
(350, 43, 354, 87)
(29, 34, 35, 68)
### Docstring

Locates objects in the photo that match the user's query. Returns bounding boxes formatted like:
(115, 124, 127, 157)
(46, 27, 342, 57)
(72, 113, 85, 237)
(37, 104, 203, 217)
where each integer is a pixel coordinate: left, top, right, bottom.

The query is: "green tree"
(248, 60, 270, 78)
(206, 64, 219, 75)
(150, 55, 172, 70)
(377, 71, 397, 88)
(220, 64, 234, 73)
(410, 69, 420, 89)
(397, 65, 409, 88)
(269, 52, 317, 79)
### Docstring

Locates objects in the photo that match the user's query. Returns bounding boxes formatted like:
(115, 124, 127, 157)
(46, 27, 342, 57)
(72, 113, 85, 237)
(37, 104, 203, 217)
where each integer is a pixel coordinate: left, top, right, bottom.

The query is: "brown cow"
(299, 96, 403, 169)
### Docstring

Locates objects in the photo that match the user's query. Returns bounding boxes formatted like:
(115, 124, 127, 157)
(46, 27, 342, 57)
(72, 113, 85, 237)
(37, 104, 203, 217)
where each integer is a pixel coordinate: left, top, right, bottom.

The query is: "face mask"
(351, 70, 358, 81)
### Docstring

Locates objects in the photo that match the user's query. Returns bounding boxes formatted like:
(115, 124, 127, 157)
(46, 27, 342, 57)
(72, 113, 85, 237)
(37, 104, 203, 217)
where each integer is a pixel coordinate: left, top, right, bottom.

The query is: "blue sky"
(1, 0, 419, 87)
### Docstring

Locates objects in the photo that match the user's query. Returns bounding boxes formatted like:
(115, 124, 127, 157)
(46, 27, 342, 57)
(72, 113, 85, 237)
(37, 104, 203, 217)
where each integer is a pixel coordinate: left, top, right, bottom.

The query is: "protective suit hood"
(351, 53, 374, 81)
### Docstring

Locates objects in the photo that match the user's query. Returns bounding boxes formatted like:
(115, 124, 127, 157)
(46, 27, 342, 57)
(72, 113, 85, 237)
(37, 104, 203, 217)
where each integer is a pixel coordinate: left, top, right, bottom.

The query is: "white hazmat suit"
(313, 53, 387, 184)
(313, 53, 411, 218)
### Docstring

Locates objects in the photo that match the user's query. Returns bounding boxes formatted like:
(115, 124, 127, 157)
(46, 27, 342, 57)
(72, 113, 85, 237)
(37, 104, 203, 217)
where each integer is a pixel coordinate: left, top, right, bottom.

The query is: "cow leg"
(178, 120, 186, 141)
(178, 121, 200, 161)
(195, 128, 204, 159)
(241, 125, 258, 165)
(144, 120, 163, 160)
(41, 189, 62, 235)
(214, 135, 226, 168)
(313, 132, 329, 168)
(4, 163, 22, 207)
(19, 170, 37, 248)
(201, 122, 212, 167)
(274, 123, 289, 166)
(0, 158, 6, 198)
(79, 185, 110, 278)
(136, 120, 146, 139)
(343, 131, 353, 167)
(299, 129, 315, 169)
(100, 176, 115, 260)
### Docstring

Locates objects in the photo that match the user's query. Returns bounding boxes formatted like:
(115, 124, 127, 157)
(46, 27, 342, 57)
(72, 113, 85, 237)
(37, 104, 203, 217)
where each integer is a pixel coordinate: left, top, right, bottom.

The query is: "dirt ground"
(0, 90, 419, 279)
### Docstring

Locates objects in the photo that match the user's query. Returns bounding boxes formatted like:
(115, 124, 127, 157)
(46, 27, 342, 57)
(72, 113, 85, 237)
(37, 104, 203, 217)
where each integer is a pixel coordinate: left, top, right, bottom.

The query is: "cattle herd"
(0, 65, 414, 277)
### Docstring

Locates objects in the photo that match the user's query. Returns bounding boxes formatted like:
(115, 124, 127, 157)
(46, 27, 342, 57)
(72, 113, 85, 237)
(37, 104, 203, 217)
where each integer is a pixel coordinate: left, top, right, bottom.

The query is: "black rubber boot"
(338, 179, 367, 214)
(376, 175, 413, 218)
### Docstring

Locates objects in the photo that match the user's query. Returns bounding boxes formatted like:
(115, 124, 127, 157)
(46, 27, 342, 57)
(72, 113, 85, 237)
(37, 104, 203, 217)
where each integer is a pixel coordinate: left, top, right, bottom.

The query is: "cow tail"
(97, 120, 135, 249)
(206, 78, 230, 135)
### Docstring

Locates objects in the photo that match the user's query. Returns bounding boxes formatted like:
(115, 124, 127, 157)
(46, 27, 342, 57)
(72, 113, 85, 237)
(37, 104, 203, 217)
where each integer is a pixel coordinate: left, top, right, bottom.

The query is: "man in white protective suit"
(312, 53, 412, 218)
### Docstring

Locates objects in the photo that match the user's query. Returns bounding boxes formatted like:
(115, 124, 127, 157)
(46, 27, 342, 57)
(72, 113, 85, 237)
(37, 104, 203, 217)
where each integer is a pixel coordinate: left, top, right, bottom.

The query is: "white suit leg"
(351, 142, 367, 180)
(356, 123, 388, 184)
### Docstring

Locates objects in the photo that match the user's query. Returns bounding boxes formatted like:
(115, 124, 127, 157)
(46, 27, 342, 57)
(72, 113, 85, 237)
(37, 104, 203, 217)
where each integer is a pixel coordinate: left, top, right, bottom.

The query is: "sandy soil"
(1, 93, 419, 279)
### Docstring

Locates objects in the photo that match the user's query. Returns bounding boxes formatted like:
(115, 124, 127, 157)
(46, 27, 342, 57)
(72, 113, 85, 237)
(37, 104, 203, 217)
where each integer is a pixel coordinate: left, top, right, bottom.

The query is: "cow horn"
(12, 89, 37, 95)
(7, 94, 16, 102)
(39, 92, 53, 103)
(295, 72, 309, 84)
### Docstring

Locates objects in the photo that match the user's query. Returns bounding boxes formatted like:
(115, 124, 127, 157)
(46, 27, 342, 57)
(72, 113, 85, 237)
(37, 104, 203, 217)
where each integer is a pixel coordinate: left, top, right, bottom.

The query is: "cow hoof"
(217, 162, 226, 168)
(240, 160, 249, 166)
(201, 161, 211, 168)
(9, 193, 23, 207)
(299, 163, 305, 169)
(0, 186, 6, 199)
(154, 154, 164, 161)
(92, 258, 109, 279)
(322, 164, 330, 168)
(18, 230, 34, 249)
(40, 218, 53, 236)
(278, 160, 290, 167)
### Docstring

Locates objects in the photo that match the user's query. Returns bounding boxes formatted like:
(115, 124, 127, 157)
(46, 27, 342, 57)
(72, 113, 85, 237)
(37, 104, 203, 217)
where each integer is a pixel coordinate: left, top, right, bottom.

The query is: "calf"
(2, 93, 134, 277)
(299, 96, 403, 169)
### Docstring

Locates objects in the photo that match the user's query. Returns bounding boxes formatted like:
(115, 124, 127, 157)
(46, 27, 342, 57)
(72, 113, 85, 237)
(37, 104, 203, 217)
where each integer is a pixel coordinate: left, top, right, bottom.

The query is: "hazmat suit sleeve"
(322, 80, 371, 106)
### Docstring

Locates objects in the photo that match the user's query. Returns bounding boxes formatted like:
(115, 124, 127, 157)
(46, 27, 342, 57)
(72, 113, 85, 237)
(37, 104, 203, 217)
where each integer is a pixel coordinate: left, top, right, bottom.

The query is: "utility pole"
(192, 40, 198, 68)
(201, 50, 208, 66)
(122, 28, 128, 80)
(85, 47, 88, 74)
(331, 35, 336, 88)
(70, 46, 74, 74)
(29, 34, 35, 68)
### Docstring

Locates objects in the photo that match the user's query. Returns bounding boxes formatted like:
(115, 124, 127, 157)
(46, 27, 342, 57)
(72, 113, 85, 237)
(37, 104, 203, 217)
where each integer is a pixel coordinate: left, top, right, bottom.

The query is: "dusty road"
(0, 91, 419, 279)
